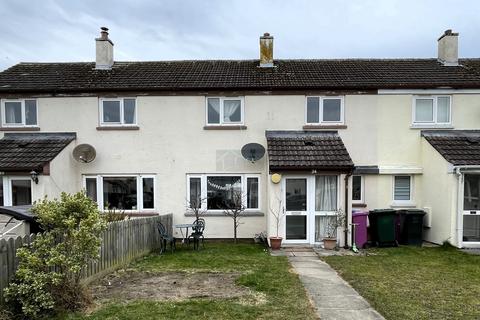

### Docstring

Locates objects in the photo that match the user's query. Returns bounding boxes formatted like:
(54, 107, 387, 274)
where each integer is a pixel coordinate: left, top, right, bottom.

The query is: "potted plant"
(323, 209, 346, 250)
(269, 196, 286, 250)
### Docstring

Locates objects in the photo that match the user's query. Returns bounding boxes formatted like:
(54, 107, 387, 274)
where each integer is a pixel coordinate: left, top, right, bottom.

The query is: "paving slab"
(287, 249, 385, 320)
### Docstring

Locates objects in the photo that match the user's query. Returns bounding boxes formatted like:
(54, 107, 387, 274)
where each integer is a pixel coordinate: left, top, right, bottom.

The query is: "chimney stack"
(95, 27, 114, 69)
(259, 33, 274, 68)
(437, 29, 458, 66)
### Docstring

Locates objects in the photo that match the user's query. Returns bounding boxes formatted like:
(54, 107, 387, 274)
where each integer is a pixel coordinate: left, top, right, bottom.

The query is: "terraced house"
(1, 28, 480, 248)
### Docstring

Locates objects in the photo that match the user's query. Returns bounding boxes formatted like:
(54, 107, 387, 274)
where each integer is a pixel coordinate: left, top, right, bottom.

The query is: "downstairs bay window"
(187, 174, 260, 211)
(84, 175, 155, 211)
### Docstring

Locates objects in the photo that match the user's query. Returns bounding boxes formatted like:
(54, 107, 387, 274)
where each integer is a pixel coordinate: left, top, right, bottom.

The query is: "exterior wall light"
(30, 170, 39, 184)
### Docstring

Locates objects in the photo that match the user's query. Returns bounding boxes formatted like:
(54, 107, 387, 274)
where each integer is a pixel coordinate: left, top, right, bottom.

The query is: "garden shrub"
(3, 192, 106, 319)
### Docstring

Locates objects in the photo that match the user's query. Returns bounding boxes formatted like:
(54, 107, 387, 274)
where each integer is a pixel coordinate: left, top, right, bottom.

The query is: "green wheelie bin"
(369, 209, 398, 247)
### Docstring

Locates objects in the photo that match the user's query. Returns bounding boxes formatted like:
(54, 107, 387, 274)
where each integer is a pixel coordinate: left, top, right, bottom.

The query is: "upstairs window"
(413, 96, 451, 125)
(306, 96, 344, 125)
(100, 98, 136, 126)
(206, 97, 244, 125)
(1, 99, 38, 127)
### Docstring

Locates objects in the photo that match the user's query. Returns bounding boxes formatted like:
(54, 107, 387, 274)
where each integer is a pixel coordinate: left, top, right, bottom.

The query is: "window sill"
(96, 126, 140, 131)
(352, 203, 367, 208)
(303, 125, 347, 130)
(185, 211, 264, 217)
(410, 124, 453, 130)
(390, 202, 417, 208)
(0, 127, 40, 131)
(203, 125, 247, 130)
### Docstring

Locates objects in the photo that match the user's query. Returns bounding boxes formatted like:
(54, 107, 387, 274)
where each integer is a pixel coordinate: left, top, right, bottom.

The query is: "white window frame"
(352, 175, 364, 204)
(205, 97, 245, 126)
(305, 96, 344, 125)
(99, 98, 137, 126)
(1, 176, 33, 206)
(412, 95, 451, 125)
(186, 173, 260, 212)
(392, 175, 413, 204)
(83, 174, 156, 212)
(1, 99, 38, 127)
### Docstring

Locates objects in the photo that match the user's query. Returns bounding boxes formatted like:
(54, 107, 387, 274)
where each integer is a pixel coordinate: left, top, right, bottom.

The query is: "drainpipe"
(344, 171, 352, 249)
(455, 167, 462, 248)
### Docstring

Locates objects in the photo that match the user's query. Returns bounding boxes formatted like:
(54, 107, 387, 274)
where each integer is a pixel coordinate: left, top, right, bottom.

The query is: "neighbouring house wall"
(2, 93, 479, 239)
(420, 139, 457, 245)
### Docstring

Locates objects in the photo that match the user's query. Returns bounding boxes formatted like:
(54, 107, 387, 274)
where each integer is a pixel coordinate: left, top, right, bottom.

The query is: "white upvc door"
(1, 176, 32, 206)
(284, 176, 311, 244)
(462, 173, 480, 247)
(283, 175, 340, 245)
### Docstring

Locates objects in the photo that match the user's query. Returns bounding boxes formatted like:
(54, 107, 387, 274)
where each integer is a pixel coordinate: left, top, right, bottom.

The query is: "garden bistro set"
(157, 219, 205, 254)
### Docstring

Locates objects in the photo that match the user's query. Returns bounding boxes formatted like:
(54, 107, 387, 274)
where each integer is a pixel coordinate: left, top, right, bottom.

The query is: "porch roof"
(422, 130, 480, 166)
(265, 130, 354, 172)
(0, 132, 76, 172)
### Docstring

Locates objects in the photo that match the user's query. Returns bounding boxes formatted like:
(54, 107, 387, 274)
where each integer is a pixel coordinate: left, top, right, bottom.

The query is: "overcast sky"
(0, 0, 479, 71)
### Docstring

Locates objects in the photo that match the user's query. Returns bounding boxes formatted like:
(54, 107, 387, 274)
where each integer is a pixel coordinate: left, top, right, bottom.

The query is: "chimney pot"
(259, 32, 274, 68)
(95, 27, 114, 69)
(437, 29, 459, 66)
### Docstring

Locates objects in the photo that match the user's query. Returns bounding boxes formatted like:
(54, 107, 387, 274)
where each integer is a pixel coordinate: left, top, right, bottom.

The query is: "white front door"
(462, 174, 480, 245)
(283, 175, 339, 245)
(1, 176, 32, 206)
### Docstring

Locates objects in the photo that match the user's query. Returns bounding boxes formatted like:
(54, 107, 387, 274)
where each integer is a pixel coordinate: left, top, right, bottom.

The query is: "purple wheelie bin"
(352, 211, 368, 249)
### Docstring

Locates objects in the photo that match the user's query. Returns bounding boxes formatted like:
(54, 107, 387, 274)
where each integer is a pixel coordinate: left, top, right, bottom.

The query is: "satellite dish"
(241, 143, 265, 163)
(73, 144, 96, 163)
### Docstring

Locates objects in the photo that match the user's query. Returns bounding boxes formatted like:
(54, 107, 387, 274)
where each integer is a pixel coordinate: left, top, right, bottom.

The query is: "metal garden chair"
(188, 218, 205, 250)
(157, 222, 176, 254)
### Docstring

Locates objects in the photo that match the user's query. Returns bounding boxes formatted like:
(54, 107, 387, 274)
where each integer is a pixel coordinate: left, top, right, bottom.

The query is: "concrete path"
(287, 249, 385, 320)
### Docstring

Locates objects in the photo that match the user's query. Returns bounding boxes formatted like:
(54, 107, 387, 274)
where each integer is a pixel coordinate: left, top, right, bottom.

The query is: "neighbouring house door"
(1, 176, 32, 206)
(463, 174, 480, 243)
(284, 178, 309, 243)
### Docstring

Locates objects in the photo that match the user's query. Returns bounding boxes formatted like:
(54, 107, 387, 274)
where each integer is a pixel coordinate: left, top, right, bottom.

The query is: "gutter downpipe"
(344, 170, 353, 249)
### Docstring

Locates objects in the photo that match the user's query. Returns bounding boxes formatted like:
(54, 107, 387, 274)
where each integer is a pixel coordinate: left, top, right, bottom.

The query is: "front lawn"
(324, 245, 480, 320)
(63, 243, 317, 320)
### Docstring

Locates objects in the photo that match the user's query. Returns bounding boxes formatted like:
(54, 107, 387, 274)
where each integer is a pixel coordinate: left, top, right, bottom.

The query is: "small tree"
(4, 192, 106, 318)
(186, 196, 208, 221)
(223, 189, 247, 244)
(269, 194, 286, 238)
(324, 209, 346, 239)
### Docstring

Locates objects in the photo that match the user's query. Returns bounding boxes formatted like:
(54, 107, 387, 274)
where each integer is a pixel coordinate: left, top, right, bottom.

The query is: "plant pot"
(269, 237, 283, 250)
(323, 238, 337, 250)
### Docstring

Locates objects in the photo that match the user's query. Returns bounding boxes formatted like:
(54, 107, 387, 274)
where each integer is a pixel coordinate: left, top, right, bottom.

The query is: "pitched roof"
(422, 130, 480, 166)
(0, 133, 76, 172)
(265, 131, 354, 171)
(1, 59, 480, 93)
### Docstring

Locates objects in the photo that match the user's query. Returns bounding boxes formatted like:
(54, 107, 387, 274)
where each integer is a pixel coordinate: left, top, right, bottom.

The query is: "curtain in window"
(315, 176, 337, 211)
(394, 176, 411, 200)
(5, 102, 21, 124)
(415, 99, 434, 122)
(223, 100, 241, 122)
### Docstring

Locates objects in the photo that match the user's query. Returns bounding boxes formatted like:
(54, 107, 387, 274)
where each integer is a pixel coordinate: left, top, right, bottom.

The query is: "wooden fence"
(0, 214, 172, 304)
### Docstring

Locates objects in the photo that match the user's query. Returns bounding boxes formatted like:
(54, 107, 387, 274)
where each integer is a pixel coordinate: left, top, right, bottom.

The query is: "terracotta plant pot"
(323, 238, 337, 250)
(269, 237, 283, 250)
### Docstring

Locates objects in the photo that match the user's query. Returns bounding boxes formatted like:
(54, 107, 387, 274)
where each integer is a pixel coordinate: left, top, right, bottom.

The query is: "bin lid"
(405, 209, 426, 215)
(369, 209, 396, 215)
(352, 211, 368, 216)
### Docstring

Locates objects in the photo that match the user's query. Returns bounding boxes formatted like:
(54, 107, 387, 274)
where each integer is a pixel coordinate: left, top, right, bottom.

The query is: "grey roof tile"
(266, 131, 354, 171)
(0, 133, 76, 172)
(422, 130, 480, 165)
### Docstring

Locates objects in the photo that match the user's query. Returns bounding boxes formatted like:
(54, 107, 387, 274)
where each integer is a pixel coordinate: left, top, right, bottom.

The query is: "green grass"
(324, 245, 480, 320)
(62, 243, 317, 320)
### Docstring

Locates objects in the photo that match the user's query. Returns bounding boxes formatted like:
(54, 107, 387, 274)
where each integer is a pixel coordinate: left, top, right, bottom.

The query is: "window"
(1, 99, 38, 127)
(413, 96, 451, 125)
(206, 97, 244, 125)
(84, 175, 155, 211)
(187, 174, 260, 211)
(1, 177, 32, 206)
(352, 175, 363, 203)
(306, 96, 344, 124)
(393, 176, 412, 201)
(315, 175, 338, 211)
(99, 98, 136, 126)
